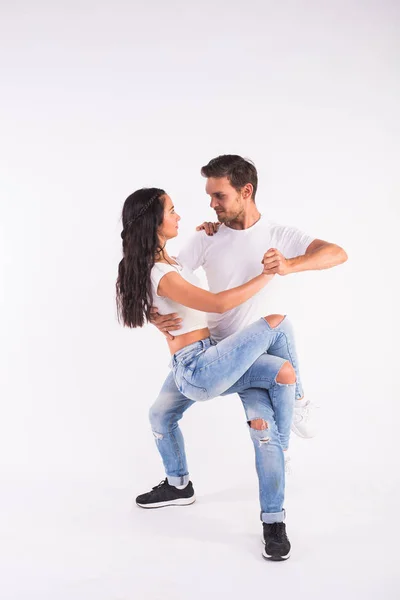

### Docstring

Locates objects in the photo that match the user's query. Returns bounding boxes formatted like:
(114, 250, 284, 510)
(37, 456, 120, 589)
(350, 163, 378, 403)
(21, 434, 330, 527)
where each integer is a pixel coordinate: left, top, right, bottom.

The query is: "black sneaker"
(262, 522, 291, 561)
(136, 479, 196, 509)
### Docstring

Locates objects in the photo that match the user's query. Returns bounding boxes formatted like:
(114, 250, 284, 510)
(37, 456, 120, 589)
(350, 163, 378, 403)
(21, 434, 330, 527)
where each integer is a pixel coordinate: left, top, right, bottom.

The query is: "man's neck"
(225, 206, 262, 230)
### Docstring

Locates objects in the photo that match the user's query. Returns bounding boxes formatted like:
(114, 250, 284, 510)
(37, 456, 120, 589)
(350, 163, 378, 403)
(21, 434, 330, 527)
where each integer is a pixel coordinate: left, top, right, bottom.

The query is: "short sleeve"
(271, 225, 315, 258)
(177, 231, 206, 272)
(151, 263, 179, 297)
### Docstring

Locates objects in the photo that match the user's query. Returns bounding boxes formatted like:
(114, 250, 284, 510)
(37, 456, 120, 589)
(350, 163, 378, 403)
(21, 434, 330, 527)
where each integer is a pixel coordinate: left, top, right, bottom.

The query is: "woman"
(116, 187, 303, 451)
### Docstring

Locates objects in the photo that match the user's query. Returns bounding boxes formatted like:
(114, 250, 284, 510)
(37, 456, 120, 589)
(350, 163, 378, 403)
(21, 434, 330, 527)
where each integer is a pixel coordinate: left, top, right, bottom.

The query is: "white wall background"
(1, 1, 399, 598)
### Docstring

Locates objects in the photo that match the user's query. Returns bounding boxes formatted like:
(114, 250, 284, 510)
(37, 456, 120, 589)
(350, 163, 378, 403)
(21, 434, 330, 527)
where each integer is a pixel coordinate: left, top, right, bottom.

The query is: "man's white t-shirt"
(177, 217, 314, 343)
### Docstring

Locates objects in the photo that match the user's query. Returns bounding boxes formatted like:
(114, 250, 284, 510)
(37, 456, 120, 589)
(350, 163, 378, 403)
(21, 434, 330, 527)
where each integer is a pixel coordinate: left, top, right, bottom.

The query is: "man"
(136, 155, 347, 561)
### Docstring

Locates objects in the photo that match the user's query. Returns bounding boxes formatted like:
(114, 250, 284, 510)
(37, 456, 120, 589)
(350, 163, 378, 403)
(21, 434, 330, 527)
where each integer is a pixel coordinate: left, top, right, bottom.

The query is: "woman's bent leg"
(149, 371, 195, 486)
(173, 317, 296, 402)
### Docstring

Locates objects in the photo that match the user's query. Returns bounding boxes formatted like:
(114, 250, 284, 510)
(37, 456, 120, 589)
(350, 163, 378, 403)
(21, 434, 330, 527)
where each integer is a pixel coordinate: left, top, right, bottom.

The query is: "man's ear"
(242, 183, 253, 200)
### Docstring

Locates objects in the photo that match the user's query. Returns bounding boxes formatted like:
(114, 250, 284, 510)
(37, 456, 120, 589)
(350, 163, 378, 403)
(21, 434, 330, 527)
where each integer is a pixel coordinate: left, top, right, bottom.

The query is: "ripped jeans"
(149, 316, 302, 523)
(172, 317, 301, 448)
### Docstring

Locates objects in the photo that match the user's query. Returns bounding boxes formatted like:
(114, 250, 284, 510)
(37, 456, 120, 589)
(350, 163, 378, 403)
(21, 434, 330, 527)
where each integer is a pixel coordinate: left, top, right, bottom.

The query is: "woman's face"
(159, 194, 181, 240)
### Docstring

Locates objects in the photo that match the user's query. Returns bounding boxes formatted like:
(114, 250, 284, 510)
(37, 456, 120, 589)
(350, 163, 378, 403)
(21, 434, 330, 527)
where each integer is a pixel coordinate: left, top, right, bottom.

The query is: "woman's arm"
(157, 271, 273, 314)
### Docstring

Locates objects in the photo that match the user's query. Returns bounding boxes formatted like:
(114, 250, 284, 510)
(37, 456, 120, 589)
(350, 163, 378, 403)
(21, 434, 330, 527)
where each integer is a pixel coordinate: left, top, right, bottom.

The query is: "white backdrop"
(1, 1, 399, 598)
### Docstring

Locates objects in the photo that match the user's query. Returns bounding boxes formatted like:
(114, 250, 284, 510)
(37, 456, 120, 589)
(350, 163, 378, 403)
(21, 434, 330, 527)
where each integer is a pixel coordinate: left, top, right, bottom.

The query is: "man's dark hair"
(201, 154, 258, 200)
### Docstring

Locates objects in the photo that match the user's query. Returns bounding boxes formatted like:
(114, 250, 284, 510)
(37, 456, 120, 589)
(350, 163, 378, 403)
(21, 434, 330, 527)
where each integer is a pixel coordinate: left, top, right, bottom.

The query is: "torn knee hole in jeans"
(152, 431, 163, 440)
(258, 437, 270, 446)
(248, 418, 269, 431)
(247, 419, 270, 446)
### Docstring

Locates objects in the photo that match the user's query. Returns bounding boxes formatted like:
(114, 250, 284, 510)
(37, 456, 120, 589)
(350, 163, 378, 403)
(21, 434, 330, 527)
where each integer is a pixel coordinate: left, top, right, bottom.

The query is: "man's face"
(205, 177, 245, 223)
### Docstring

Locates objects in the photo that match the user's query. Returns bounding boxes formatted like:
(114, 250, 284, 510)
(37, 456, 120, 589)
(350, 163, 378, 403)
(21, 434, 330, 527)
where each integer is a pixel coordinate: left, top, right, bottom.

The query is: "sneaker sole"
(136, 495, 196, 509)
(262, 549, 291, 561)
(261, 536, 291, 561)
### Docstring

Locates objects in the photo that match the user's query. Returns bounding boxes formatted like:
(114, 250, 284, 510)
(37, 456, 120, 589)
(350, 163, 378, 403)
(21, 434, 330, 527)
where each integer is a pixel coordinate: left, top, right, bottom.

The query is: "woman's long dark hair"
(116, 187, 166, 328)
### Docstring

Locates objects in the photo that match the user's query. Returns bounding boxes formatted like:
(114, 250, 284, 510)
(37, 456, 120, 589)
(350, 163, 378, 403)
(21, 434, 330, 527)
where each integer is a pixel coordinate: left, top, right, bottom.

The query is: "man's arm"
(263, 239, 348, 275)
(292, 239, 347, 272)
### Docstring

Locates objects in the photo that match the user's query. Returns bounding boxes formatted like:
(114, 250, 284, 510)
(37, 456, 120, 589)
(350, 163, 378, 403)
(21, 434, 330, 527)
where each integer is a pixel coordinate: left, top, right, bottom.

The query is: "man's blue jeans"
(149, 317, 302, 523)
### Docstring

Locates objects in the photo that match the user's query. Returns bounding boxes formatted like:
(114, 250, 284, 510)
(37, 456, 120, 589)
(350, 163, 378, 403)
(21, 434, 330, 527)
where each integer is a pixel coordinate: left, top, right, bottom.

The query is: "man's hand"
(262, 248, 292, 276)
(195, 221, 221, 236)
(149, 307, 182, 341)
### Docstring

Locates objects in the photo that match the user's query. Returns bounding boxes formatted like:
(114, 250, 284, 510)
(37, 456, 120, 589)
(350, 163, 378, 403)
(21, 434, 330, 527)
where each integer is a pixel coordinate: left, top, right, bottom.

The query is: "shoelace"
(300, 404, 311, 421)
(152, 479, 168, 490)
(268, 522, 287, 542)
(294, 400, 319, 422)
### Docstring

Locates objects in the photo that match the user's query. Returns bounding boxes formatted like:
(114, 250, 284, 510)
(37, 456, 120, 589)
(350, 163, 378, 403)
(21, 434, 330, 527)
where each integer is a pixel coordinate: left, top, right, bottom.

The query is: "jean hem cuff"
(167, 474, 190, 487)
(261, 509, 286, 523)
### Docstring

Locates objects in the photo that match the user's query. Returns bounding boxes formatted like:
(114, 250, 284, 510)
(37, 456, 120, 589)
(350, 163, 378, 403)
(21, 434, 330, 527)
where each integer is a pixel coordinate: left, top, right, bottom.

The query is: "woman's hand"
(195, 221, 221, 236)
(262, 248, 291, 276)
(149, 307, 182, 340)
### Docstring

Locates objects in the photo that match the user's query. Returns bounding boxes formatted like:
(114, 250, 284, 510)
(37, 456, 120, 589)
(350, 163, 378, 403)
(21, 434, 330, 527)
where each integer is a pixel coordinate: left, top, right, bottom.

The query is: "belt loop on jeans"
(200, 337, 209, 352)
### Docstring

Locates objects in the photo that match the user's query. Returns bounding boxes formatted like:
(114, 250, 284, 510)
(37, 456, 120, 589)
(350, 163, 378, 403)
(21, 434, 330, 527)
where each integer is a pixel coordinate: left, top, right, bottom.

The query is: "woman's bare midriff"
(167, 327, 211, 356)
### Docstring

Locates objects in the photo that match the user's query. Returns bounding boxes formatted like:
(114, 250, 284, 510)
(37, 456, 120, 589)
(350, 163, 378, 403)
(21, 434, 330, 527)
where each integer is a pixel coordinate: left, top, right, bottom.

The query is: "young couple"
(116, 154, 347, 561)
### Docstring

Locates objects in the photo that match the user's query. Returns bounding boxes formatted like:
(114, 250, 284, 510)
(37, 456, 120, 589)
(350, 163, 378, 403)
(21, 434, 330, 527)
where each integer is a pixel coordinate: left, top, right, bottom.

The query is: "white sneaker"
(284, 453, 292, 475)
(291, 399, 318, 438)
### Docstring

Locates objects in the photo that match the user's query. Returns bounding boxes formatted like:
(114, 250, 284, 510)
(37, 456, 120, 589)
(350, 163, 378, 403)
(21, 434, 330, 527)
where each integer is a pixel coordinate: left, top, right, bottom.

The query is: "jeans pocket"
(178, 348, 206, 369)
(179, 354, 196, 368)
(174, 365, 209, 401)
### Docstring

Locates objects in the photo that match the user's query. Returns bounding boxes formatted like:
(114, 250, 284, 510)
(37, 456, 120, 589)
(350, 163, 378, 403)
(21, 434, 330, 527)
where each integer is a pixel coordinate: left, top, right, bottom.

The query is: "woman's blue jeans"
(149, 316, 303, 524)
